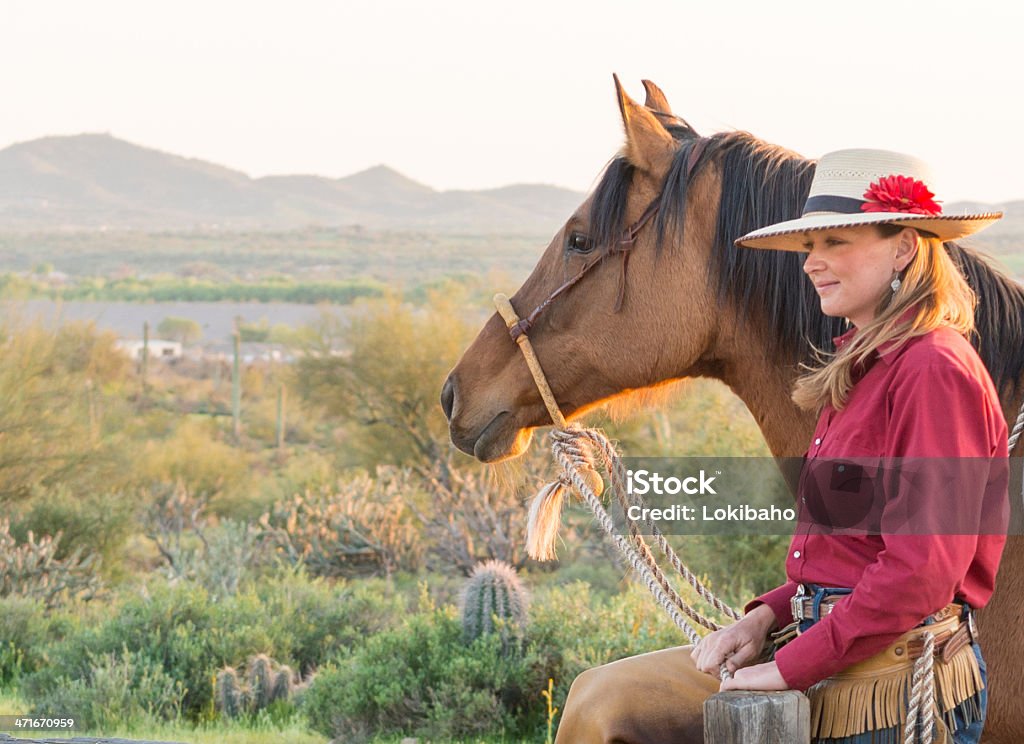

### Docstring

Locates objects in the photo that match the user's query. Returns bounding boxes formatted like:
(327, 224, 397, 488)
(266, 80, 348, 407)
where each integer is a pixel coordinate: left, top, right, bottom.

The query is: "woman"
(690, 148, 1008, 743)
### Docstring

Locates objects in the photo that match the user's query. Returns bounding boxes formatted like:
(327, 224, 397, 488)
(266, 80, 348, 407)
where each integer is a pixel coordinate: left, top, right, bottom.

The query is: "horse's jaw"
(469, 412, 535, 463)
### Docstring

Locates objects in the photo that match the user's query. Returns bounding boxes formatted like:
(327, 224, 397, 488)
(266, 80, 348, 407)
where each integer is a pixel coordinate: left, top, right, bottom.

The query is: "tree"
(0, 319, 133, 505)
(157, 316, 202, 345)
(293, 291, 477, 473)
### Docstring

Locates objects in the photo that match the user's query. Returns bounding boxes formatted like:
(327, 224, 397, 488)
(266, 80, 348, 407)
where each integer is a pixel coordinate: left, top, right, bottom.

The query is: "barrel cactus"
(460, 559, 529, 647)
(270, 665, 294, 703)
(215, 667, 244, 718)
(247, 654, 274, 710)
(215, 655, 301, 717)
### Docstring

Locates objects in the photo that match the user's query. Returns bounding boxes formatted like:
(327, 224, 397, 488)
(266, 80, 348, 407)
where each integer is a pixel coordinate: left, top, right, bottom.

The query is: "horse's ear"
(613, 74, 676, 175)
(641, 79, 672, 115)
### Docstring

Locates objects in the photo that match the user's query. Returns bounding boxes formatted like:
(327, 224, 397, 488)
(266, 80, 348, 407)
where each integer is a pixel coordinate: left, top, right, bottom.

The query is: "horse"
(440, 77, 1024, 742)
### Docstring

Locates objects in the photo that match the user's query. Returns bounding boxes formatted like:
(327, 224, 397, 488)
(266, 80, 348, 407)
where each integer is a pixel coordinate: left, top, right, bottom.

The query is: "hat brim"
(734, 211, 1003, 252)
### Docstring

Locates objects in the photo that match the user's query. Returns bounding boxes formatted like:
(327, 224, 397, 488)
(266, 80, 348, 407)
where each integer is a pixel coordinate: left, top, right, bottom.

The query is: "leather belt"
(792, 594, 963, 624)
(789, 592, 978, 663)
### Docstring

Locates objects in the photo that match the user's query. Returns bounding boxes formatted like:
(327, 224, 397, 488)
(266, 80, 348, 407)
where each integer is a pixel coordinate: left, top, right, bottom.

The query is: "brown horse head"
(440, 77, 832, 462)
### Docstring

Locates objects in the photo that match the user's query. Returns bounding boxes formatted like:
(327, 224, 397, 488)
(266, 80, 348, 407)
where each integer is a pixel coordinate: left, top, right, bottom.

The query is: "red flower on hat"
(861, 175, 942, 215)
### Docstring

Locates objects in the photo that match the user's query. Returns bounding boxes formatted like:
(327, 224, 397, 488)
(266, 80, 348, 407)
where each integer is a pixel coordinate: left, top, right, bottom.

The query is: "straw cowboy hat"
(735, 148, 1003, 252)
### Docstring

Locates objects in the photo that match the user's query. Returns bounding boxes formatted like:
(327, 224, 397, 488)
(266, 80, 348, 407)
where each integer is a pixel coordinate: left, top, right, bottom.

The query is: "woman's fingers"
(692, 632, 734, 676)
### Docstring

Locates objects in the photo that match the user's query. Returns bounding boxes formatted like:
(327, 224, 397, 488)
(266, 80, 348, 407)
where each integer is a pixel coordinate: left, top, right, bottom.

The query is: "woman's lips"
(815, 281, 839, 294)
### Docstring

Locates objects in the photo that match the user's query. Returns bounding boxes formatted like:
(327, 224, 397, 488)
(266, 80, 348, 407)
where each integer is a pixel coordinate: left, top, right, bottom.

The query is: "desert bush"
(26, 648, 184, 730)
(0, 519, 103, 608)
(248, 570, 404, 675)
(413, 457, 540, 574)
(157, 316, 202, 345)
(260, 466, 425, 578)
(145, 483, 268, 596)
(139, 417, 248, 501)
(0, 596, 82, 684)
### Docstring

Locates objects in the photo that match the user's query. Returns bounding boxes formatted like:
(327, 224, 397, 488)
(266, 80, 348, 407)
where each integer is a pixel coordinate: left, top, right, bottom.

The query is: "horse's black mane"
(586, 129, 1024, 397)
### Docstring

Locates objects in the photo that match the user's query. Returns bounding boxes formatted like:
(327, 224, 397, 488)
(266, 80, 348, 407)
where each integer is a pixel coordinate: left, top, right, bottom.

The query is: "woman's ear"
(894, 228, 920, 271)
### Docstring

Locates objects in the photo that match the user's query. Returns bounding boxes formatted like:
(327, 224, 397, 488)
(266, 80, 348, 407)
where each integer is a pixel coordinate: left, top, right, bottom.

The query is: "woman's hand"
(691, 603, 776, 677)
(720, 661, 788, 691)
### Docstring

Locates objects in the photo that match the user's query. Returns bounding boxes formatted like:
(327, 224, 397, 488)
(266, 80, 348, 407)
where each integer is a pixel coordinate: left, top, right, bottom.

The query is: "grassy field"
(0, 686, 538, 743)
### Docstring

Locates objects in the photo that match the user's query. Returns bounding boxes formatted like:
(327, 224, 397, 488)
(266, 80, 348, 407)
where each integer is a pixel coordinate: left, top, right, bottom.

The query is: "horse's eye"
(566, 231, 595, 254)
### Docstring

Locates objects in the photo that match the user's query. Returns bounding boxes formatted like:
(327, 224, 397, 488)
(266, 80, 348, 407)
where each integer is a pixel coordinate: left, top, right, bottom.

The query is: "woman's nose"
(803, 245, 825, 274)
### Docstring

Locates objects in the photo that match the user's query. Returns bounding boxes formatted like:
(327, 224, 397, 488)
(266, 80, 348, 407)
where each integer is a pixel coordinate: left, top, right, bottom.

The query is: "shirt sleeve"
(774, 359, 1007, 691)
(744, 580, 799, 631)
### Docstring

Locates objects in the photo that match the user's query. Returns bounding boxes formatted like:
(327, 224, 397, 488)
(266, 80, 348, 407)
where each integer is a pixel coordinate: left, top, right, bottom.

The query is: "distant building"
(115, 338, 183, 360)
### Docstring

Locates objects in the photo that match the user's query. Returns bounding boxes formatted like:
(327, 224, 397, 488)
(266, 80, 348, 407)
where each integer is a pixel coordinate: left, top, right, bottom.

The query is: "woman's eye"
(566, 231, 595, 254)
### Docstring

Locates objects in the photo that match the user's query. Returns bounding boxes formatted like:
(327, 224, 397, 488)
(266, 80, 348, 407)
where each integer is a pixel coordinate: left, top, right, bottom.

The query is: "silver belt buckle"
(967, 610, 979, 642)
(790, 584, 807, 623)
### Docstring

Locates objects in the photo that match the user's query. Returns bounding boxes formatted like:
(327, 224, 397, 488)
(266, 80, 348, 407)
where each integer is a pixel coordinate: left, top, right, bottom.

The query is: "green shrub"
(20, 571, 404, 721)
(302, 579, 709, 742)
(12, 486, 135, 581)
(302, 605, 532, 742)
(0, 596, 82, 684)
(27, 648, 184, 730)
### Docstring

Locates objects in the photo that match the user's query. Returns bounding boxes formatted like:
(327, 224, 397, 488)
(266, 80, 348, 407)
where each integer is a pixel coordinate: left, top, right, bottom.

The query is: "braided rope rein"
(548, 424, 734, 682)
(1008, 396, 1024, 451)
(904, 631, 938, 744)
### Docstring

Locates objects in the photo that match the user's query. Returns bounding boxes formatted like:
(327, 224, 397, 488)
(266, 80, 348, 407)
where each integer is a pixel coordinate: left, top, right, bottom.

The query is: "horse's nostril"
(441, 375, 456, 420)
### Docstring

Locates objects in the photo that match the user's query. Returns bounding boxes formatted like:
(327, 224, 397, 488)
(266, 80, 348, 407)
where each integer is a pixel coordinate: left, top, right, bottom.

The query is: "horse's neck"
(710, 322, 817, 457)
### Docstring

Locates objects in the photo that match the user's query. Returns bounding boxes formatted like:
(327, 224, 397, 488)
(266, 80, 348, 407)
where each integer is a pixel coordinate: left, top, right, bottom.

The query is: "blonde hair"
(791, 227, 976, 412)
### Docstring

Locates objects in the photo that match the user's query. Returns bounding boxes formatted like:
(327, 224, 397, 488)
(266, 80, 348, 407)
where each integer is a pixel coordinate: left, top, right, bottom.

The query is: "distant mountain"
(1, 134, 1019, 239)
(0, 134, 585, 232)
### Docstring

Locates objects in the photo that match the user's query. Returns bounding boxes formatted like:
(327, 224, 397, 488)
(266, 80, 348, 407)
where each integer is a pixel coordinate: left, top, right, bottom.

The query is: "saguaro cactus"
(460, 559, 529, 647)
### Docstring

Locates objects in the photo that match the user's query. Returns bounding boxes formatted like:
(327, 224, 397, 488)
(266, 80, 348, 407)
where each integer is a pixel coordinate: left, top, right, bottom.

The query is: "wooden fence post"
(141, 320, 149, 395)
(704, 690, 809, 743)
(276, 383, 286, 449)
(232, 327, 241, 440)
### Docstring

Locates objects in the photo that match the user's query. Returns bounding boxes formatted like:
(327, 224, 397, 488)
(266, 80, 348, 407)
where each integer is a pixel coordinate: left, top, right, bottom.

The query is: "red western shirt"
(745, 324, 1009, 691)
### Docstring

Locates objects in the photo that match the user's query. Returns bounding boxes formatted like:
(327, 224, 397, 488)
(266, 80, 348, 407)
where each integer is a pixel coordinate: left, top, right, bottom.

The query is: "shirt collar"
(830, 306, 919, 366)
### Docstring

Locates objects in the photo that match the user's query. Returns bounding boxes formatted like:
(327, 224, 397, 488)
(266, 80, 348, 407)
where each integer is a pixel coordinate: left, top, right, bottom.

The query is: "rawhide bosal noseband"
(504, 137, 710, 344)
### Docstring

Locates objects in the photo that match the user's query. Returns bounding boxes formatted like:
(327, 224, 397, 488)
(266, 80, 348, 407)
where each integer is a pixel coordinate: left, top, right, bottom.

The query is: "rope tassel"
(526, 478, 569, 561)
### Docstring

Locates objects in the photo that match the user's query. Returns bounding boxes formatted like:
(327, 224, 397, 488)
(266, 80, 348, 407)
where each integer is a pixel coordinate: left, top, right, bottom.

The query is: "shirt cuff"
(773, 622, 846, 691)
(744, 580, 798, 632)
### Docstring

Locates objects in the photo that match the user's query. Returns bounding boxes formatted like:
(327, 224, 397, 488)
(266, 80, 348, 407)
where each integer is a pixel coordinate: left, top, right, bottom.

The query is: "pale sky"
(2, 0, 1022, 202)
